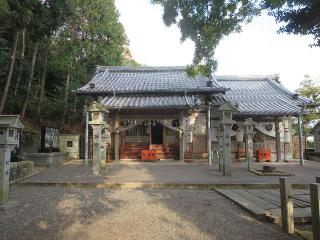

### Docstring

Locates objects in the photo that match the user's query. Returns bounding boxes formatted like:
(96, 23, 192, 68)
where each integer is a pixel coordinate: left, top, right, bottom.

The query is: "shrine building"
(76, 66, 312, 166)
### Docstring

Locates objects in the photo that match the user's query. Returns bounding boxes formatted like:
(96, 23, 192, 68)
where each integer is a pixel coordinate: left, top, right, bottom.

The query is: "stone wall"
(24, 152, 67, 168)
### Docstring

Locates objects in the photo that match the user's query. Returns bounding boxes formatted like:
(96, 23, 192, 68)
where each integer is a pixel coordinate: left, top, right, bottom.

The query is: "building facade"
(76, 66, 312, 164)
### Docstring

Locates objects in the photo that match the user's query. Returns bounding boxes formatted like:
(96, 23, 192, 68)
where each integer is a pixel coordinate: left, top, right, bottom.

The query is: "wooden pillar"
(114, 111, 120, 161)
(310, 183, 320, 240)
(179, 111, 185, 162)
(207, 106, 212, 165)
(275, 118, 281, 162)
(84, 111, 89, 165)
(280, 177, 294, 234)
(298, 115, 304, 165)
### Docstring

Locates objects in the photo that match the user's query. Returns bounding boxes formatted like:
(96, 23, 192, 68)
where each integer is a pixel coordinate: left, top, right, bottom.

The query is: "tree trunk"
(0, 29, 19, 114)
(61, 66, 71, 125)
(21, 41, 39, 119)
(36, 41, 50, 121)
(10, 28, 26, 113)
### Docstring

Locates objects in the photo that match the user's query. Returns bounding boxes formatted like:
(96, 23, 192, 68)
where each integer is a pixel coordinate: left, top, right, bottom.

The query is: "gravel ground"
(0, 186, 301, 240)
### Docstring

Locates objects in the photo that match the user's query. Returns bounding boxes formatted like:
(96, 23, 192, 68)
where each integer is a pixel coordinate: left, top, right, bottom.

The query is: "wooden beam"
(310, 183, 320, 240)
(280, 177, 294, 234)
(119, 112, 180, 120)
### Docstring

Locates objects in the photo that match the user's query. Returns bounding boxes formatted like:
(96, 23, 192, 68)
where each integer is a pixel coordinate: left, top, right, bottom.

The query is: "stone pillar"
(244, 118, 255, 170)
(275, 118, 281, 162)
(298, 115, 304, 165)
(179, 111, 185, 162)
(207, 106, 212, 165)
(84, 111, 89, 165)
(246, 134, 254, 170)
(218, 102, 238, 176)
(100, 130, 107, 171)
(218, 128, 224, 172)
(92, 125, 102, 176)
(222, 123, 232, 176)
(0, 145, 10, 205)
(283, 119, 290, 161)
(114, 111, 120, 162)
(236, 127, 244, 161)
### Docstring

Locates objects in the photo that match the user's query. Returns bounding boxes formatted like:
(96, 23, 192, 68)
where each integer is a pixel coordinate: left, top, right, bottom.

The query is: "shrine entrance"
(151, 123, 163, 144)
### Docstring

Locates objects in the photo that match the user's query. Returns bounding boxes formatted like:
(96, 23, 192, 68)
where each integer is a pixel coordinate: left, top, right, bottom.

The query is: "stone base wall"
(24, 152, 67, 168)
(10, 161, 34, 182)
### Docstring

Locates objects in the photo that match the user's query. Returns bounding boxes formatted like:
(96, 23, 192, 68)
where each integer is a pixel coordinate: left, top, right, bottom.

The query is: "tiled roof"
(76, 66, 226, 94)
(212, 76, 313, 116)
(76, 66, 312, 115)
(100, 94, 202, 109)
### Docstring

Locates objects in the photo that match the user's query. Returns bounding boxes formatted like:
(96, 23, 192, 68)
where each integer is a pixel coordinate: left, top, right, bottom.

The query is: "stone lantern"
(243, 118, 256, 170)
(0, 115, 23, 208)
(218, 102, 238, 176)
(87, 102, 109, 176)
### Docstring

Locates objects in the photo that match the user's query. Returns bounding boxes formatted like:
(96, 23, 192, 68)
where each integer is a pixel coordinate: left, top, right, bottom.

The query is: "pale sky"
(115, 0, 320, 91)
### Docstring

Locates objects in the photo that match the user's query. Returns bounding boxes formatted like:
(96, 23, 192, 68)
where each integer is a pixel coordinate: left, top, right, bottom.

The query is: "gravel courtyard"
(0, 186, 301, 240)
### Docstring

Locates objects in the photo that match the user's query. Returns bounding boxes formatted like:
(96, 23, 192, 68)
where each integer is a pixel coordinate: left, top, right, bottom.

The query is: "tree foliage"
(295, 75, 320, 135)
(263, 0, 320, 46)
(0, 0, 135, 130)
(152, 0, 320, 75)
(152, 0, 260, 75)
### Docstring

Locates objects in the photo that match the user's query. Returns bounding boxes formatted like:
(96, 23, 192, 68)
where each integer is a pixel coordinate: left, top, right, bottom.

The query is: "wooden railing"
(280, 177, 320, 239)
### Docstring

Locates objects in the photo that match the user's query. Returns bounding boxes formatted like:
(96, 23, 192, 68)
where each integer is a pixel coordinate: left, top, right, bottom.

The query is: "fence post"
(310, 183, 320, 240)
(280, 177, 294, 233)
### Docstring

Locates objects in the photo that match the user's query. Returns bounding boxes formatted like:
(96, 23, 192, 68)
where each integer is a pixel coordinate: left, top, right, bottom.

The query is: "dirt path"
(0, 186, 302, 240)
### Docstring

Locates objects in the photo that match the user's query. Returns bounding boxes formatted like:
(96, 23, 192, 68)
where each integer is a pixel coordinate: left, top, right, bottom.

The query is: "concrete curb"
(19, 181, 309, 190)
